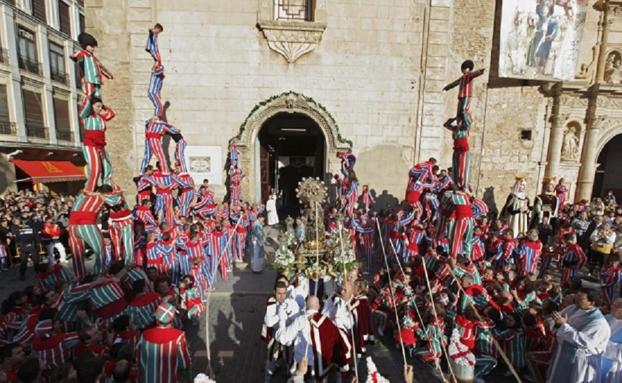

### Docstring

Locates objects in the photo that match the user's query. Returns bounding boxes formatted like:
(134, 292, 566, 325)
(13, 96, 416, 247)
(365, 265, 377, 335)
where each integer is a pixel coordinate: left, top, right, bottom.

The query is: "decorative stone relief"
(257, 20, 327, 63)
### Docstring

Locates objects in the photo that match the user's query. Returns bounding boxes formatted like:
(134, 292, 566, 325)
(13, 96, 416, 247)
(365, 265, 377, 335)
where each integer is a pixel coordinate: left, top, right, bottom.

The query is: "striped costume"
(135, 174, 155, 203)
(444, 118, 471, 189)
(232, 218, 248, 263)
(128, 292, 161, 330)
(68, 190, 122, 278)
(206, 230, 228, 283)
(135, 205, 159, 233)
(138, 327, 191, 383)
(175, 171, 195, 218)
(180, 286, 205, 320)
(150, 171, 190, 228)
(72, 49, 113, 115)
(405, 161, 434, 213)
(32, 330, 80, 370)
(36, 264, 73, 291)
(415, 319, 446, 362)
(442, 191, 475, 259)
(470, 234, 486, 265)
(599, 264, 621, 306)
(560, 243, 586, 286)
(145, 30, 165, 117)
(156, 238, 178, 284)
(359, 186, 374, 211)
(444, 68, 485, 129)
(145, 83, 164, 114)
(352, 218, 375, 271)
(80, 105, 116, 192)
(145, 241, 164, 273)
(495, 327, 526, 369)
(228, 168, 244, 209)
(109, 203, 134, 266)
(140, 119, 181, 174)
(89, 279, 128, 322)
(193, 189, 217, 218)
(516, 239, 542, 276)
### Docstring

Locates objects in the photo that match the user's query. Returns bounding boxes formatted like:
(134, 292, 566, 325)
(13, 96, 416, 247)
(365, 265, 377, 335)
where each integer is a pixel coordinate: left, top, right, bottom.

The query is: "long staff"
(338, 222, 359, 383)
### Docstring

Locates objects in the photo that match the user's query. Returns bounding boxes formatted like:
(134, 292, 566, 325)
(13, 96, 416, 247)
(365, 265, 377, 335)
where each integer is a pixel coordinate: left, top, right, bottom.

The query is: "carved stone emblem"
(257, 20, 327, 63)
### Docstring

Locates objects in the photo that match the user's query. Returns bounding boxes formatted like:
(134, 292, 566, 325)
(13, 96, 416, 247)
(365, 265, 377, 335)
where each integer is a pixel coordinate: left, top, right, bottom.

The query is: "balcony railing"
(18, 56, 40, 75)
(56, 129, 73, 142)
(26, 122, 47, 139)
(0, 122, 16, 135)
(50, 68, 68, 84)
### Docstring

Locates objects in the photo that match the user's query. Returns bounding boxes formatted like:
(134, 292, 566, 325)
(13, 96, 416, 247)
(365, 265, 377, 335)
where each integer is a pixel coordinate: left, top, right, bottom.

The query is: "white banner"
(185, 145, 223, 185)
(498, 0, 588, 81)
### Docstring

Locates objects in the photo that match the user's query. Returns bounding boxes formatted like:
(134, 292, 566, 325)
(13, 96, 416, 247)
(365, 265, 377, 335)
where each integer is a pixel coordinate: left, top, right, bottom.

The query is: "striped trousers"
(452, 150, 471, 190)
(457, 96, 473, 129)
(233, 232, 246, 262)
(83, 144, 112, 192)
(176, 138, 188, 172)
(177, 190, 194, 218)
(69, 224, 105, 278)
(80, 81, 101, 117)
(140, 138, 168, 174)
(155, 193, 174, 228)
(449, 217, 474, 258)
(110, 219, 134, 266)
(147, 73, 164, 117)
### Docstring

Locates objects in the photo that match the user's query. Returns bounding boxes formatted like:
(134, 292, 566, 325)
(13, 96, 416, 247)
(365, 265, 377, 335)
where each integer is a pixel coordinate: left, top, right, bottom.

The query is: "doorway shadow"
(371, 189, 400, 213)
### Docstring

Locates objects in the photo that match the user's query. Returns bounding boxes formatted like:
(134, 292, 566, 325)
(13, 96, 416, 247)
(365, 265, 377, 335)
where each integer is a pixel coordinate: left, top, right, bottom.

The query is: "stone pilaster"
(544, 84, 563, 182)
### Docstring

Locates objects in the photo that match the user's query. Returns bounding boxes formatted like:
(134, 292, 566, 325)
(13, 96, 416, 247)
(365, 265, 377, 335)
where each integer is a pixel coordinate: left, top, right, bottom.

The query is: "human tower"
(66, 23, 256, 318)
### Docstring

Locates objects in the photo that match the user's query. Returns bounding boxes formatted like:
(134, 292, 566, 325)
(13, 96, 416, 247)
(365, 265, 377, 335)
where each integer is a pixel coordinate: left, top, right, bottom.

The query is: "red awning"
(12, 159, 85, 183)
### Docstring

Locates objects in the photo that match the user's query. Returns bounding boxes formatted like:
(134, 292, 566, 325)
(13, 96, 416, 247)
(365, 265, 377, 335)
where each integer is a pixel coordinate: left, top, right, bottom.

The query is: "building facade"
(83, 0, 622, 211)
(0, 0, 86, 193)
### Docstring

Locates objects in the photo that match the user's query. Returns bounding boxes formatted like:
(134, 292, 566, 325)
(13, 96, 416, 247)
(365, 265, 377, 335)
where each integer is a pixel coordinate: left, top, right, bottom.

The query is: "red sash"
(109, 209, 131, 219)
(455, 205, 473, 219)
(96, 298, 128, 320)
(453, 137, 469, 152)
(146, 132, 162, 139)
(405, 190, 421, 204)
(69, 211, 97, 225)
(156, 188, 172, 194)
(83, 130, 106, 148)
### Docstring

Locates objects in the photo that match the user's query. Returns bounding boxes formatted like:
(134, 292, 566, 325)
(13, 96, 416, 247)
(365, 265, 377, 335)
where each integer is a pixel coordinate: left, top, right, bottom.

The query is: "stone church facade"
(84, 0, 622, 210)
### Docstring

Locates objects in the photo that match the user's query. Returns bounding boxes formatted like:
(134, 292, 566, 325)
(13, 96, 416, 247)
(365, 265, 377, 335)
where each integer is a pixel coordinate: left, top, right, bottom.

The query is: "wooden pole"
(337, 222, 359, 383)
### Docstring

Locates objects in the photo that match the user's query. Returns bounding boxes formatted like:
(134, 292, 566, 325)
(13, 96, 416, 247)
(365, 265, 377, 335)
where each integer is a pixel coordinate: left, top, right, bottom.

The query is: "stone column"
(37, 25, 58, 144)
(1, 5, 27, 141)
(544, 84, 563, 182)
(575, 85, 601, 201)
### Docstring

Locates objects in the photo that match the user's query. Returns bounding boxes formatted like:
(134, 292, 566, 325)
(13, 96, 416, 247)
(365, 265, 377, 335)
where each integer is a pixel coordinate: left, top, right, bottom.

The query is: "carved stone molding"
(234, 91, 351, 201)
(257, 20, 327, 63)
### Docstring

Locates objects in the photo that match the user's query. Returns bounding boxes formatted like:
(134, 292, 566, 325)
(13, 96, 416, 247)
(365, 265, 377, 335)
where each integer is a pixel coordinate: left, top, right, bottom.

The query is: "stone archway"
(593, 122, 622, 200)
(233, 92, 352, 203)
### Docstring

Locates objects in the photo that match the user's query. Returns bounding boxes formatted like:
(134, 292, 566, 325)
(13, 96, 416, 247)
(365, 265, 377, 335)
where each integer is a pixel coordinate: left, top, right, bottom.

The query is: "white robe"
(547, 305, 611, 383)
(600, 316, 622, 383)
(266, 198, 279, 225)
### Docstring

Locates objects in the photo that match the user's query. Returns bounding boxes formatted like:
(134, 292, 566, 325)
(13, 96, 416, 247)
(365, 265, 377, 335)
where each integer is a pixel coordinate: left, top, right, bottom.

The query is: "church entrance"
(258, 112, 325, 218)
(593, 133, 622, 202)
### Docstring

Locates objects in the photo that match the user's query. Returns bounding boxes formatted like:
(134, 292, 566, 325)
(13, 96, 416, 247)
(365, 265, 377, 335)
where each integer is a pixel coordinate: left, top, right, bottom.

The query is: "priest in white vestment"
(547, 288, 611, 383)
(600, 298, 622, 383)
